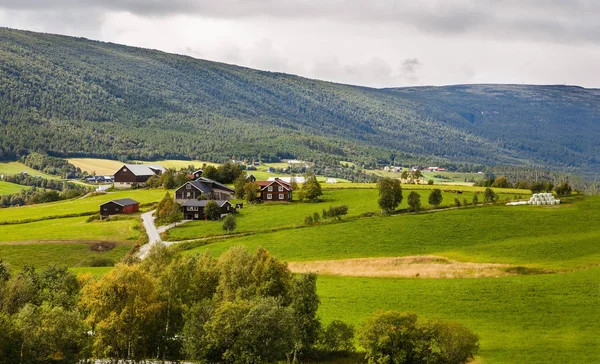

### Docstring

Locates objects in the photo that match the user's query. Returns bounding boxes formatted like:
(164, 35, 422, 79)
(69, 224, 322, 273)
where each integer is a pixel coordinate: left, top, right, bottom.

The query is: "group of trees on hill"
(0, 174, 88, 208)
(0, 245, 479, 363)
(20, 152, 82, 179)
(476, 175, 573, 196)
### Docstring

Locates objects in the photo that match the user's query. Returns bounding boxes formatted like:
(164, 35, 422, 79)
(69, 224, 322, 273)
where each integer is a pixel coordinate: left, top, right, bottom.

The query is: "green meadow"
(0, 242, 132, 270)
(0, 181, 31, 195)
(0, 180, 596, 363)
(0, 161, 61, 180)
(165, 187, 499, 241)
(317, 269, 600, 364)
(0, 188, 169, 223)
(0, 216, 141, 242)
(182, 196, 599, 269)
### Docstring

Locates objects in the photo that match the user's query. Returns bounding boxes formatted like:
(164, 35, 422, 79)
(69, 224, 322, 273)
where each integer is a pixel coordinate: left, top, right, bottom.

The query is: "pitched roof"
(119, 164, 164, 176)
(102, 198, 139, 207)
(181, 199, 231, 207)
(196, 177, 235, 193)
(259, 179, 292, 191)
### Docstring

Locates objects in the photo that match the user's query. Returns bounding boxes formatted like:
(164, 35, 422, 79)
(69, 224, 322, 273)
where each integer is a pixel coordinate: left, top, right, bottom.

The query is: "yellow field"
(68, 158, 219, 175)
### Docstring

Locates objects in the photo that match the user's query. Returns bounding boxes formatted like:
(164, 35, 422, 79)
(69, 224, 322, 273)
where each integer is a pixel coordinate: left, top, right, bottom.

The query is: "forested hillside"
(0, 28, 598, 176)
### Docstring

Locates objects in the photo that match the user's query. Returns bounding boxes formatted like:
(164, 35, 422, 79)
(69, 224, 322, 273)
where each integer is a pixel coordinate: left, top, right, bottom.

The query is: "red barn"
(100, 198, 140, 218)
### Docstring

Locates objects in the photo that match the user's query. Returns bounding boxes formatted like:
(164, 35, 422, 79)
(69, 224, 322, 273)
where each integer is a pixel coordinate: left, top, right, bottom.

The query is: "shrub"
(359, 310, 479, 364)
(222, 214, 237, 233)
(407, 191, 421, 212)
(483, 188, 498, 203)
(318, 320, 355, 354)
(204, 200, 221, 220)
(83, 257, 115, 267)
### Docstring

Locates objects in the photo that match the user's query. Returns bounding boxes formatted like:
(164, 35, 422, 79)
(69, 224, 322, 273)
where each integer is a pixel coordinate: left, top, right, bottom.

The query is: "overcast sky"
(1, 0, 599, 88)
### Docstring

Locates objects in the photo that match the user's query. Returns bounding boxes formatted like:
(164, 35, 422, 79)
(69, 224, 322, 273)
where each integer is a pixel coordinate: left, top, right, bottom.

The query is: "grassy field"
(0, 161, 61, 180)
(317, 269, 600, 364)
(0, 181, 31, 195)
(0, 242, 132, 270)
(176, 195, 600, 363)
(182, 196, 599, 269)
(0, 188, 170, 223)
(0, 215, 141, 242)
(0, 178, 594, 363)
(166, 187, 499, 241)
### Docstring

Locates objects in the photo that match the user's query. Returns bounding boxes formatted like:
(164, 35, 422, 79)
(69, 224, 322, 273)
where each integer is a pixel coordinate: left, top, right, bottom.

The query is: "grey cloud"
(1, 1, 599, 43)
(400, 58, 421, 74)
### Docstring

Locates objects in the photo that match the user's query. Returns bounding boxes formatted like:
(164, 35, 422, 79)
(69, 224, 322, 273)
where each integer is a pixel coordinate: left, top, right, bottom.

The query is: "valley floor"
(0, 183, 598, 363)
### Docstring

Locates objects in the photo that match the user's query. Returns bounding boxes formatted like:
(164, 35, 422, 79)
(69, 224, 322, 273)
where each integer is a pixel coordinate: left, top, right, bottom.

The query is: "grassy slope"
(0, 188, 169, 223)
(183, 196, 599, 269)
(0, 242, 132, 270)
(0, 161, 61, 180)
(317, 269, 600, 364)
(177, 195, 600, 363)
(0, 216, 141, 242)
(166, 186, 515, 241)
(0, 181, 31, 195)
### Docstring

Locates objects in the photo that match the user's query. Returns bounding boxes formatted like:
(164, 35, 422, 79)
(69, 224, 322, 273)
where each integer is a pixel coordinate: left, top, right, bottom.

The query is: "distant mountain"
(0, 28, 598, 176)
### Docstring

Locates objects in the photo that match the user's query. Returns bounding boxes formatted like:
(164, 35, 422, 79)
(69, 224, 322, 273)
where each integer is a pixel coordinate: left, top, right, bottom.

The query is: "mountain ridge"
(0, 27, 598, 176)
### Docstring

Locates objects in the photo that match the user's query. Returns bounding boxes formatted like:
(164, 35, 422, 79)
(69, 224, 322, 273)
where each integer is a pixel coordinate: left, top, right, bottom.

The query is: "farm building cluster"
(101, 164, 297, 220)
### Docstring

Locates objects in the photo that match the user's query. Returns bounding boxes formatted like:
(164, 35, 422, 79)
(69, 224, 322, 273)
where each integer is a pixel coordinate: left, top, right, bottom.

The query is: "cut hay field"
(0, 181, 31, 195)
(67, 158, 219, 175)
(0, 188, 169, 223)
(166, 186, 501, 241)
(317, 269, 600, 364)
(0, 161, 61, 180)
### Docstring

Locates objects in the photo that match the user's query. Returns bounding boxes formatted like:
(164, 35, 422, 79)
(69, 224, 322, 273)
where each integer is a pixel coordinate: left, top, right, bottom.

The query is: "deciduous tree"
(377, 177, 403, 213)
(428, 188, 443, 208)
(407, 191, 421, 212)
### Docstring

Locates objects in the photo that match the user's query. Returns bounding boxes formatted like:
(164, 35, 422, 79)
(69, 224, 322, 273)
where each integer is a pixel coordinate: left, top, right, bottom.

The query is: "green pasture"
(0, 188, 169, 223)
(317, 268, 600, 364)
(0, 242, 132, 270)
(0, 216, 141, 242)
(182, 196, 598, 269)
(166, 187, 490, 241)
(0, 181, 31, 195)
(0, 161, 60, 180)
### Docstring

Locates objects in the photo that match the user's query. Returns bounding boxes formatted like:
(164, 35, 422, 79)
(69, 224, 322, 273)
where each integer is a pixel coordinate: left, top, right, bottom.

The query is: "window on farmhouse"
(279, 194, 284, 199)
(267, 194, 272, 199)
(268, 186, 273, 191)
(278, 186, 283, 191)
